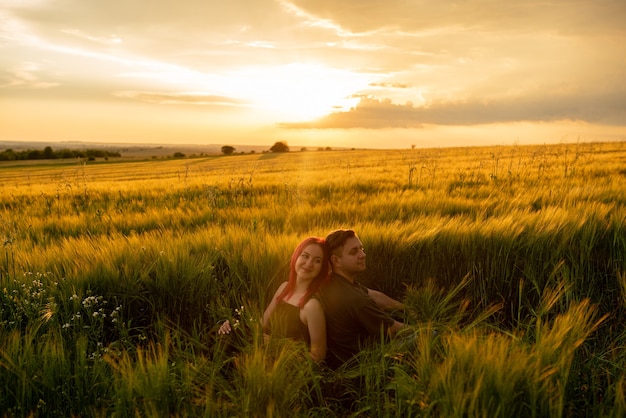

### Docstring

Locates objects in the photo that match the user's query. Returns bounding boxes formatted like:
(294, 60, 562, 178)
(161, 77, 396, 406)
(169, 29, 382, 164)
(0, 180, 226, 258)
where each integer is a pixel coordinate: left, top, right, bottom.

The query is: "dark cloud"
(281, 91, 626, 129)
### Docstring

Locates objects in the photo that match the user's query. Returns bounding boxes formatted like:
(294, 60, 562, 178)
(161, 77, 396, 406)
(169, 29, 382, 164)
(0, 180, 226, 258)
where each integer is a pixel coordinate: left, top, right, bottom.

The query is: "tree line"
(221, 141, 333, 155)
(0, 146, 121, 161)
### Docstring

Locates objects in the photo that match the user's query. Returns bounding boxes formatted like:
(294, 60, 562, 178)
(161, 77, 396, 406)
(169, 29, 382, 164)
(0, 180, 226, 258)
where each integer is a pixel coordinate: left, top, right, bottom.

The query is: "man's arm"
(387, 319, 405, 337)
(367, 288, 405, 311)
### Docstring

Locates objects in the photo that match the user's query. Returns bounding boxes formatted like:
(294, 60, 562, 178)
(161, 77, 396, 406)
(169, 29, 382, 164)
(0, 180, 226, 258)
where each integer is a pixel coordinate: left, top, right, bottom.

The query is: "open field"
(1, 141, 626, 416)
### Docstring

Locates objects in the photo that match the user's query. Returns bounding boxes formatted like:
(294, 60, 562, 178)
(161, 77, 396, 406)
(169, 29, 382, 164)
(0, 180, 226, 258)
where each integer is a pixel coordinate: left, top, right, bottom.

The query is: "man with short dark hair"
(320, 229, 405, 368)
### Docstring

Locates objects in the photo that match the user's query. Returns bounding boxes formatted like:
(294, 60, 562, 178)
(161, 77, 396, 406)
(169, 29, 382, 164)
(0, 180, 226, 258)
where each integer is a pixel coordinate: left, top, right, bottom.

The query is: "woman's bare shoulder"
(271, 281, 288, 296)
(302, 296, 323, 312)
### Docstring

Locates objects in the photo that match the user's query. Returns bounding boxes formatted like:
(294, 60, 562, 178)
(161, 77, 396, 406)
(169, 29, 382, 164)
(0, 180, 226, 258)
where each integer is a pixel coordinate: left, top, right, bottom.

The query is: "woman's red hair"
(276, 236, 330, 308)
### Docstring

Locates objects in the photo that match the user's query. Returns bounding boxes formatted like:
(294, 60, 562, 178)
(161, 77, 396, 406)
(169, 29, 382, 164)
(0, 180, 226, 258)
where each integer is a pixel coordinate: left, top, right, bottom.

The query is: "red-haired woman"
(219, 237, 330, 362)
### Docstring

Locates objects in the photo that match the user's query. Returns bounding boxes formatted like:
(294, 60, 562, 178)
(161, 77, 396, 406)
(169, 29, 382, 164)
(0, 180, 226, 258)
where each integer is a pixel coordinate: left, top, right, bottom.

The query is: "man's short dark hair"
(325, 229, 357, 257)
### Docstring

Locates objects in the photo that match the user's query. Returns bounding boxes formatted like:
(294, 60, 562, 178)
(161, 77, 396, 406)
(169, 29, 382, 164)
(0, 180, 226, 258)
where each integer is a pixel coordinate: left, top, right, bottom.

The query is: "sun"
(226, 63, 371, 122)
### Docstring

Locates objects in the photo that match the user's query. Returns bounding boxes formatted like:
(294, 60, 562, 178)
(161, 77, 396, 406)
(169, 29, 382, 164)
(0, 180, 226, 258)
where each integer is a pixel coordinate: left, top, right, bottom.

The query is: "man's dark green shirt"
(319, 272, 395, 368)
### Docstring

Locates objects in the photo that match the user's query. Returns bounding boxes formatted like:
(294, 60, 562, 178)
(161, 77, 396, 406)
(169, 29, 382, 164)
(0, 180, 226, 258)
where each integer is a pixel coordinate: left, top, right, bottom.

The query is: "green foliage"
(0, 141, 625, 415)
(0, 146, 121, 161)
(221, 145, 236, 155)
(270, 141, 289, 152)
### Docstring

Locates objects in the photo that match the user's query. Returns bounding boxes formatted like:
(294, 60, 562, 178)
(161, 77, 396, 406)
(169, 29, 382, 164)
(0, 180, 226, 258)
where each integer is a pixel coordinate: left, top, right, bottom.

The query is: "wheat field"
(1, 141, 625, 416)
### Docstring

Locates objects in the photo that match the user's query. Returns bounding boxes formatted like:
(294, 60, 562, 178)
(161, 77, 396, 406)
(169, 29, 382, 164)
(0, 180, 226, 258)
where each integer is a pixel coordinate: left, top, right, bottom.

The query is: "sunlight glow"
(224, 63, 373, 121)
(118, 61, 372, 121)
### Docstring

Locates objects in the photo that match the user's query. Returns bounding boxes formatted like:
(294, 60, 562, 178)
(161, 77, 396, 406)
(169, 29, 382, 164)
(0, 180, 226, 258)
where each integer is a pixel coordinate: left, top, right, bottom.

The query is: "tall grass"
(1, 141, 625, 415)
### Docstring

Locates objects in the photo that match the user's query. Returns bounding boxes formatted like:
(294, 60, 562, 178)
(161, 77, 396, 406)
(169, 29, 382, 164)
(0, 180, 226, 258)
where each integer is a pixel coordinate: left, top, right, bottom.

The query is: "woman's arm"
(218, 282, 288, 336)
(262, 282, 288, 331)
(302, 298, 326, 362)
(218, 319, 232, 334)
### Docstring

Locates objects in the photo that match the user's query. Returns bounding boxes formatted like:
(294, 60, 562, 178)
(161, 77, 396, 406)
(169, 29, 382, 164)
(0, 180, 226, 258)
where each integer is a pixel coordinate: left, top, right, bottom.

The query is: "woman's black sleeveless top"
(269, 300, 310, 344)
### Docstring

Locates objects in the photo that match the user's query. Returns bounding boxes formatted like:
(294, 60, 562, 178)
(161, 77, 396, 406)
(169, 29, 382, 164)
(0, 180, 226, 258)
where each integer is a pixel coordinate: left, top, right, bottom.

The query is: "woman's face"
(295, 243, 325, 281)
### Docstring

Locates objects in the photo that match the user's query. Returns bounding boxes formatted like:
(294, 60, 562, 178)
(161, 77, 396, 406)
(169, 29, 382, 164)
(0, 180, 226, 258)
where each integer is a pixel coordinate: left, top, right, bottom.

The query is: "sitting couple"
(219, 229, 405, 368)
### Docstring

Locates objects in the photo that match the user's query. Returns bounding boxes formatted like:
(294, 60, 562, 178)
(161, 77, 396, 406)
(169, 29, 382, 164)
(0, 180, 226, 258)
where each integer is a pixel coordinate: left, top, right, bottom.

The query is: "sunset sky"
(1, 0, 625, 149)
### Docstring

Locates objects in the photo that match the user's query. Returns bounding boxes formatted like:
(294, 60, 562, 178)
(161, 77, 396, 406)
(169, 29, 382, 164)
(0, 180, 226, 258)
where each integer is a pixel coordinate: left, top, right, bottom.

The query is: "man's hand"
(387, 320, 405, 338)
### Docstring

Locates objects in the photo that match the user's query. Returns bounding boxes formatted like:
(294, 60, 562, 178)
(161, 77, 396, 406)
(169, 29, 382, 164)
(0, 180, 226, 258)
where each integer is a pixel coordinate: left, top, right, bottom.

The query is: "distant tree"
(27, 149, 42, 160)
(221, 145, 236, 155)
(325, 146, 332, 151)
(0, 149, 16, 161)
(173, 152, 185, 158)
(43, 146, 56, 159)
(300, 147, 308, 152)
(58, 149, 75, 159)
(270, 141, 289, 153)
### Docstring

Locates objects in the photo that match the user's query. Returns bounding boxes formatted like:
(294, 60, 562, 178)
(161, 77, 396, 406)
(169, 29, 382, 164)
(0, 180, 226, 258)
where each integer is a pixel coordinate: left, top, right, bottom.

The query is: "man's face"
(333, 236, 366, 274)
